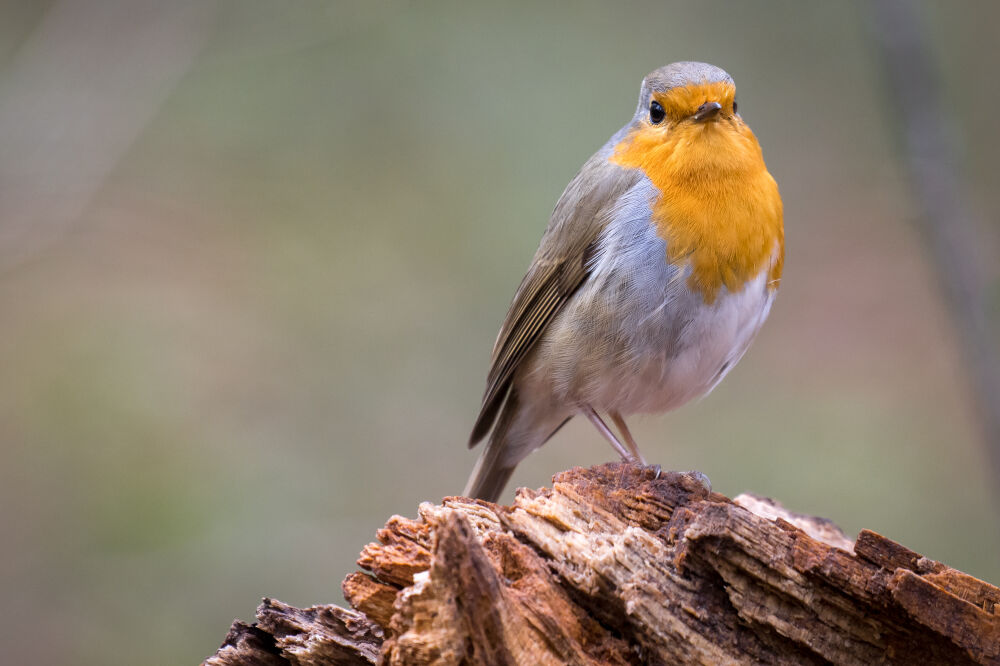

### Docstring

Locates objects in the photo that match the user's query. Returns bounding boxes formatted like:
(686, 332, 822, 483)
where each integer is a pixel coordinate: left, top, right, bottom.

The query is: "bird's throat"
(611, 122, 784, 304)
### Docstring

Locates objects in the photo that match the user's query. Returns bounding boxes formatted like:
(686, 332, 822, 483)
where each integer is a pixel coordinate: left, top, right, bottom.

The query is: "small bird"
(465, 62, 783, 502)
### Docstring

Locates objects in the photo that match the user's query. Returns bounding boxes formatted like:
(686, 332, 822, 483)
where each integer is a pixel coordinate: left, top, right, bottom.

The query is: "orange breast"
(611, 108, 783, 305)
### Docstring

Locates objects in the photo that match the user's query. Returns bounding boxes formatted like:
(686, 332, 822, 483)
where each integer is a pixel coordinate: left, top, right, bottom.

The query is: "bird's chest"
(611, 123, 784, 305)
(597, 217, 775, 411)
(548, 177, 778, 412)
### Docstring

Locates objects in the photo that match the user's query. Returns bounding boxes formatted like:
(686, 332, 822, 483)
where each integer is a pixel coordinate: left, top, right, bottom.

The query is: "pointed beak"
(692, 101, 722, 122)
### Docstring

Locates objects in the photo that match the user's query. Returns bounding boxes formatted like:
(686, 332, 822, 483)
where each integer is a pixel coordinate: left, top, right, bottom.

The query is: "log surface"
(203, 463, 1000, 665)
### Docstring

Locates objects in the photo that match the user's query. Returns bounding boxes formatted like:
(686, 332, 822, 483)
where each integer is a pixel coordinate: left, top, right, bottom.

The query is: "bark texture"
(204, 463, 1000, 665)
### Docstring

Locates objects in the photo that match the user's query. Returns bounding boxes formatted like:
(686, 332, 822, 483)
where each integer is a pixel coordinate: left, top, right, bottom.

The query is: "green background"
(1, 2, 998, 664)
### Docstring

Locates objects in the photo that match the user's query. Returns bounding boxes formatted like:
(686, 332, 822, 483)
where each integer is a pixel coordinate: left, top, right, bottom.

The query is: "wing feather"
(468, 149, 642, 447)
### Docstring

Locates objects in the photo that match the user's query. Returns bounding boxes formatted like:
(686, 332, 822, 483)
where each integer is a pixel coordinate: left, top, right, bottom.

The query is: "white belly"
(616, 268, 775, 413)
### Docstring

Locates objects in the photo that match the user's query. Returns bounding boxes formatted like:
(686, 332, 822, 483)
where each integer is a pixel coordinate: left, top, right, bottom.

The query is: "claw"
(686, 470, 712, 493)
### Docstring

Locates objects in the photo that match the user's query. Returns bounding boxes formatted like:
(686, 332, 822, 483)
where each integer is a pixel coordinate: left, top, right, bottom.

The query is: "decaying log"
(204, 463, 1000, 665)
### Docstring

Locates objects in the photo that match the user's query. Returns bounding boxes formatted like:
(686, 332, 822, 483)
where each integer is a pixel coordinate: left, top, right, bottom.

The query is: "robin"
(465, 62, 783, 502)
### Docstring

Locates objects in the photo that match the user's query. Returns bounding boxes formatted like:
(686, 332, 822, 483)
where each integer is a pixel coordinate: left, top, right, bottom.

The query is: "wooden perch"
(203, 463, 1000, 665)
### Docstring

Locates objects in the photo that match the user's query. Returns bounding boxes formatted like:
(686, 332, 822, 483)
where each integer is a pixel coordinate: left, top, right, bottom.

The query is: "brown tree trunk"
(203, 463, 1000, 665)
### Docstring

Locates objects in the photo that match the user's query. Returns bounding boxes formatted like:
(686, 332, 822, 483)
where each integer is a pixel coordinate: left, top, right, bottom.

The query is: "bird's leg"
(611, 411, 660, 479)
(582, 405, 639, 464)
(609, 411, 647, 465)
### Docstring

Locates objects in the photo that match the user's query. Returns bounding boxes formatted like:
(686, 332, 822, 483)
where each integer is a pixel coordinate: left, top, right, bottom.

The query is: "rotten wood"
(204, 463, 1000, 665)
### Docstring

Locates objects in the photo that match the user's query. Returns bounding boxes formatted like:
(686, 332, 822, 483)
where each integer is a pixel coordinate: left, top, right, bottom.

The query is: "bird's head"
(614, 61, 763, 179)
(634, 61, 737, 128)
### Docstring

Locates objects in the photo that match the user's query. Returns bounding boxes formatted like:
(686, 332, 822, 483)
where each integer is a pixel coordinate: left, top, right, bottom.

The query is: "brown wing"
(468, 152, 641, 447)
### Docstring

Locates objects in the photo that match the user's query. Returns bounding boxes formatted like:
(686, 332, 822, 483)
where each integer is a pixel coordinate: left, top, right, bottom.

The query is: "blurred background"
(1, 1, 998, 664)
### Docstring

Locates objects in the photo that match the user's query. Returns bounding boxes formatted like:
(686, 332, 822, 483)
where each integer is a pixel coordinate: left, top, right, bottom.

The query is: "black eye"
(733, 100, 739, 114)
(649, 100, 665, 124)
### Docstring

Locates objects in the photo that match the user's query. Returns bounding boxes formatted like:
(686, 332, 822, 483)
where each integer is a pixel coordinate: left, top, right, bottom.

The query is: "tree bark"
(203, 463, 1000, 665)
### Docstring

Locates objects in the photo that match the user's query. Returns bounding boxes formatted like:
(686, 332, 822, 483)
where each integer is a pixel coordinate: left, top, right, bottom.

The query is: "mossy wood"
(204, 464, 1000, 665)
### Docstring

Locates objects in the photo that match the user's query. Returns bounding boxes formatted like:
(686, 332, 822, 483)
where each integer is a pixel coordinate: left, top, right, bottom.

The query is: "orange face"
(653, 81, 737, 122)
(611, 82, 784, 304)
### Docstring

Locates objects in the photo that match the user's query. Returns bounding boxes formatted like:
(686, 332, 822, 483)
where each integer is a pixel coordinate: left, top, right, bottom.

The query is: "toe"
(686, 470, 712, 493)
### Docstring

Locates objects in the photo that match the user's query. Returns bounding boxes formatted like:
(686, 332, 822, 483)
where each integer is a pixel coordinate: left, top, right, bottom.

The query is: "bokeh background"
(1, 1, 998, 664)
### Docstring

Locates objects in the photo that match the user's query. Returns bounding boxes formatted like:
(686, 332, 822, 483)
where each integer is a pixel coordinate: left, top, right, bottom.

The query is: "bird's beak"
(692, 101, 722, 122)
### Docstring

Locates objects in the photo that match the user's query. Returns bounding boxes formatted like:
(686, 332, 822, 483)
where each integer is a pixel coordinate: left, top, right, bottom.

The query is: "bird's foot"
(684, 470, 712, 493)
(615, 461, 661, 488)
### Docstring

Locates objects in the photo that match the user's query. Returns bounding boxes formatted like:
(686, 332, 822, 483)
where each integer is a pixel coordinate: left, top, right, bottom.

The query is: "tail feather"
(463, 454, 515, 503)
(464, 390, 520, 502)
(464, 390, 571, 502)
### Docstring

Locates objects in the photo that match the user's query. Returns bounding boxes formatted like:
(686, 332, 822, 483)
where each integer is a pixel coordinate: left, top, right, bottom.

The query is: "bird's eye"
(649, 100, 665, 124)
(733, 100, 739, 114)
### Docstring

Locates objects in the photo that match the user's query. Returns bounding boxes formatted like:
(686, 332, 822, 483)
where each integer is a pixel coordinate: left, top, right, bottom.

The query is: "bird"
(464, 61, 784, 502)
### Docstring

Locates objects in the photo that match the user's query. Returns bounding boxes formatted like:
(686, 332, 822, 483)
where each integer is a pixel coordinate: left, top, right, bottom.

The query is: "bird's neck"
(611, 122, 784, 304)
